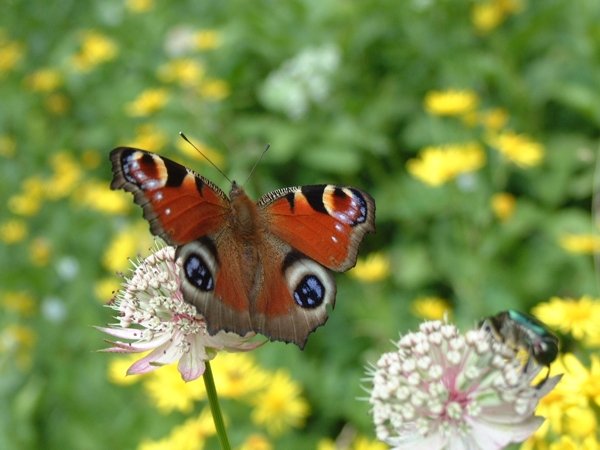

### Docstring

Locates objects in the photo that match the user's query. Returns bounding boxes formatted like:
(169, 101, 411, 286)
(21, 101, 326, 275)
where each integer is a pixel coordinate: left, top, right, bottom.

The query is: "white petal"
(127, 341, 181, 375)
(466, 415, 543, 449)
(177, 342, 208, 382)
(95, 326, 143, 340)
(386, 432, 447, 450)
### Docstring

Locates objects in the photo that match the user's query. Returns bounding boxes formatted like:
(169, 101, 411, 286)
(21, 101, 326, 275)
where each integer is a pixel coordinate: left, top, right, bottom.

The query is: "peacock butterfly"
(109, 147, 375, 348)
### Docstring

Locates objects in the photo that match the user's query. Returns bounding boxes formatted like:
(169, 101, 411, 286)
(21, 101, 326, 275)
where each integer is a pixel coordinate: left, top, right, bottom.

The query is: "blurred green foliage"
(1, 0, 599, 448)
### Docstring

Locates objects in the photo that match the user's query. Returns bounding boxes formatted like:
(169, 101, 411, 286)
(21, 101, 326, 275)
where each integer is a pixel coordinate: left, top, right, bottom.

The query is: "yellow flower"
(564, 405, 597, 439)
(547, 435, 583, 450)
(472, 2, 506, 33)
(406, 142, 486, 186)
(559, 233, 600, 254)
(24, 68, 63, 92)
(0, 38, 25, 73)
(94, 276, 119, 302)
(107, 354, 147, 386)
(199, 78, 230, 101)
(411, 296, 451, 320)
(533, 353, 600, 448)
(126, 0, 154, 13)
(102, 223, 152, 271)
(211, 353, 268, 399)
(138, 408, 215, 450)
(532, 296, 600, 341)
(2, 291, 35, 316)
(8, 176, 45, 216)
(142, 363, 205, 413)
(71, 31, 118, 72)
(250, 369, 310, 436)
(480, 108, 509, 131)
(581, 436, 600, 450)
(176, 136, 225, 167)
(349, 252, 390, 282)
(528, 355, 582, 443)
(472, 0, 522, 34)
(157, 58, 205, 87)
(353, 435, 389, 450)
(127, 124, 168, 151)
(423, 89, 479, 116)
(74, 179, 131, 214)
(572, 354, 600, 406)
(126, 88, 170, 116)
(317, 435, 387, 450)
(45, 93, 70, 115)
(0, 325, 36, 370)
(488, 131, 544, 168)
(0, 219, 28, 244)
(491, 192, 516, 221)
(0, 135, 16, 157)
(194, 30, 222, 50)
(238, 434, 272, 450)
(29, 237, 51, 267)
(46, 152, 83, 199)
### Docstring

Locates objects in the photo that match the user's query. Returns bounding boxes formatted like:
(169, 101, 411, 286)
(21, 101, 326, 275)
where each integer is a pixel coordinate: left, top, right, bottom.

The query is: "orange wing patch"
(259, 185, 375, 272)
(110, 147, 230, 245)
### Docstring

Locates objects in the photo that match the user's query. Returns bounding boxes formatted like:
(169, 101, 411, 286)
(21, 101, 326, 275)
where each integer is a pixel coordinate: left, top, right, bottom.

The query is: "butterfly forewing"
(258, 185, 376, 272)
(110, 147, 230, 245)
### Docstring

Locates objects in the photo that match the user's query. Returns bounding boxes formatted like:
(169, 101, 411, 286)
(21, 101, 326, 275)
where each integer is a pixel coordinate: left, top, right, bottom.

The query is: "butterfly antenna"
(243, 144, 270, 188)
(179, 132, 232, 184)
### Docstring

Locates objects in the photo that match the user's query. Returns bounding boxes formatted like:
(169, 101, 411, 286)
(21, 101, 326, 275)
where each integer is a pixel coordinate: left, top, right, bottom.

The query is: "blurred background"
(1, 0, 599, 449)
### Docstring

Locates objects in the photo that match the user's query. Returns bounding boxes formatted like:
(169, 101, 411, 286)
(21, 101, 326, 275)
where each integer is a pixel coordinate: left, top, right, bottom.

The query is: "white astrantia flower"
(97, 244, 264, 382)
(365, 320, 562, 450)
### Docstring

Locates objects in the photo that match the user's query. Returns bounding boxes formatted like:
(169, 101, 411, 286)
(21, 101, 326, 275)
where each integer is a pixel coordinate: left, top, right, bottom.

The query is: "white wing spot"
(165, 208, 171, 215)
(144, 179, 161, 190)
(331, 236, 338, 243)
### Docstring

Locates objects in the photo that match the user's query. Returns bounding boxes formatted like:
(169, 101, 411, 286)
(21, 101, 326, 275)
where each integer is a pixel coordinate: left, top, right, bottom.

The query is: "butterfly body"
(110, 147, 375, 348)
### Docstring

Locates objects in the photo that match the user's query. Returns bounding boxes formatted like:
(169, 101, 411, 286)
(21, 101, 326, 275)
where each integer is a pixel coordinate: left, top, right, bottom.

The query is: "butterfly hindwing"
(176, 236, 254, 336)
(110, 147, 230, 245)
(254, 236, 337, 349)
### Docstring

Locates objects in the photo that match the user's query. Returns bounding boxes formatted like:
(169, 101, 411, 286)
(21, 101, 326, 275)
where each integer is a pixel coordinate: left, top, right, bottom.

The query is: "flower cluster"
(97, 245, 263, 382)
(410, 88, 546, 189)
(366, 320, 561, 450)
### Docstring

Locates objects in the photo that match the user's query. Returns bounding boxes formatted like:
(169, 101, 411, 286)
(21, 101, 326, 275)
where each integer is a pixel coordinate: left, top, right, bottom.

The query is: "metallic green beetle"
(481, 310, 559, 384)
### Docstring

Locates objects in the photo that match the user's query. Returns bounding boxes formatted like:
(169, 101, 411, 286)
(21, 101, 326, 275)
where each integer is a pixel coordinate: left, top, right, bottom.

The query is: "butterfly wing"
(111, 147, 255, 336)
(258, 184, 376, 272)
(110, 147, 230, 245)
(245, 184, 375, 348)
(253, 237, 337, 349)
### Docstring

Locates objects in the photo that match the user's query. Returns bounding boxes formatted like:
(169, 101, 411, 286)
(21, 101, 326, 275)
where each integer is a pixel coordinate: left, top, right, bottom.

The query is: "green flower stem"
(203, 360, 231, 450)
